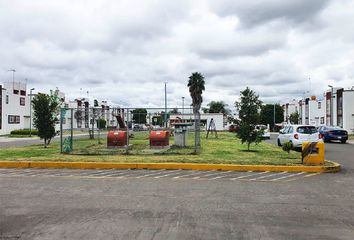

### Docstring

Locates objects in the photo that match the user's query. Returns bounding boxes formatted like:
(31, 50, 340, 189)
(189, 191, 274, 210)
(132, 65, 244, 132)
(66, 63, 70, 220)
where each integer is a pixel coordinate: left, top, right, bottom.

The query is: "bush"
(10, 129, 38, 135)
(282, 141, 294, 155)
(96, 118, 107, 129)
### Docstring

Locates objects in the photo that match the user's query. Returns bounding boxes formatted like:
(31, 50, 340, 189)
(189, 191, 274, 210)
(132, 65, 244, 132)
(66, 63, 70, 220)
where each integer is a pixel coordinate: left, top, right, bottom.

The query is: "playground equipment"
(150, 130, 170, 148)
(107, 131, 128, 148)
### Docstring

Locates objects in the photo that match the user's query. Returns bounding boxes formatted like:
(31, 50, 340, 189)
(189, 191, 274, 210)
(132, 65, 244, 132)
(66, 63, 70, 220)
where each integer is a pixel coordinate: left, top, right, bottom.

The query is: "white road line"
(191, 170, 218, 179)
(171, 171, 207, 179)
(248, 171, 288, 181)
(87, 170, 125, 176)
(270, 172, 305, 181)
(135, 169, 175, 178)
(230, 171, 270, 180)
(155, 170, 186, 178)
(283, 172, 322, 182)
(195, 171, 231, 179)
(209, 171, 235, 180)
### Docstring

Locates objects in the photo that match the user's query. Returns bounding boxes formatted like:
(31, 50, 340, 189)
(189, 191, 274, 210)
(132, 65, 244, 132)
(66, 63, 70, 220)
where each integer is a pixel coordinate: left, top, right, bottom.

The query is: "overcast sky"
(0, 0, 353, 110)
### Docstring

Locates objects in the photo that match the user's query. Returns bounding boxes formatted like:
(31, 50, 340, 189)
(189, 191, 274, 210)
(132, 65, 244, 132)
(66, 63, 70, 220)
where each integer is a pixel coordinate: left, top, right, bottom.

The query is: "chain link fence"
(59, 107, 202, 155)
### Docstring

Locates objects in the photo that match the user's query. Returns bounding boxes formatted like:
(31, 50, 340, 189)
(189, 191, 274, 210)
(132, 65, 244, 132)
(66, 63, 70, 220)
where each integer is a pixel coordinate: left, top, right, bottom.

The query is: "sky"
(0, 0, 353, 110)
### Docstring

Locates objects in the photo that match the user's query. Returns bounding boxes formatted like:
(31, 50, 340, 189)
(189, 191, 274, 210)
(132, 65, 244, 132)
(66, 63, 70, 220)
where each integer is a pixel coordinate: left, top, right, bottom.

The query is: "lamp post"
(182, 97, 185, 119)
(328, 85, 333, 126)
(273, 103, 276, 132)
(29, 88, 35, 136)
(164, 82, 167, 128)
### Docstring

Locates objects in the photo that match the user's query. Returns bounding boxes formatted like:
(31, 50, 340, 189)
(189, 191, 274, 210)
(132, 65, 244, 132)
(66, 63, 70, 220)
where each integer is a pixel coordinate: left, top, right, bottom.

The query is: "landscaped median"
(0, 132, 340, 173)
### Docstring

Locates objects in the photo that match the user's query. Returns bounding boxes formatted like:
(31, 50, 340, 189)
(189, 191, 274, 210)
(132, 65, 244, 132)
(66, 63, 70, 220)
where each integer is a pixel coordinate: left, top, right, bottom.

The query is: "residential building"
(0, 81, 30, 135)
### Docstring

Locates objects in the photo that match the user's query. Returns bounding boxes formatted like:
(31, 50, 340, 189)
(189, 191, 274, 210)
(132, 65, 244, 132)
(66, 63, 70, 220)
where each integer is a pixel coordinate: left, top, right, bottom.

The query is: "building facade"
(0, 82, 30, 135)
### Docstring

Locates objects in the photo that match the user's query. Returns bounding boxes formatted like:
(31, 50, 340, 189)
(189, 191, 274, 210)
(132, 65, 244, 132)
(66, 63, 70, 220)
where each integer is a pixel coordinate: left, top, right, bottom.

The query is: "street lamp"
(328, 85, 333, 126)
(29, 88, 35, 136)
(164, 82, 167, 128)
(182, 97, 185, 119)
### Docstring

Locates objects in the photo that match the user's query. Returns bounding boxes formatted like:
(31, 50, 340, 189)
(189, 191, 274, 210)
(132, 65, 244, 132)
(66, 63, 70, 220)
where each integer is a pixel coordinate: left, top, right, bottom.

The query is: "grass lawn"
(348, 134, 354, 140)
(0, 132, 310, 166)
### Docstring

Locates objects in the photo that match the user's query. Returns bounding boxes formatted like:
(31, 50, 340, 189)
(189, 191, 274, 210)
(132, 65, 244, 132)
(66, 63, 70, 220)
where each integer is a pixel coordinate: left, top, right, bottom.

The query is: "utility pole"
(164, 82, 167, 128)
(328, 85, 333, 126)
(273, 103, 276, 132)
(182, 96, 185, 120)
(29, 88, 35, 136)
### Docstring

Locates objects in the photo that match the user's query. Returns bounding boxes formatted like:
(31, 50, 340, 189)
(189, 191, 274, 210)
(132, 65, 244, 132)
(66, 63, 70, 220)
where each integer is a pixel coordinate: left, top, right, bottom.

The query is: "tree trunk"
(247, 141, 250, 151)
(44, 138, 47, 148)
(194, 111, 201, 154)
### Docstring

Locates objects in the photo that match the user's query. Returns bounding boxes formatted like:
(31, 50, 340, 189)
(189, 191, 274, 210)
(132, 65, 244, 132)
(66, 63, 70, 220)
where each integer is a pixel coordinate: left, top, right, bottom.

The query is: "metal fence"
(59, 107, 200, 155)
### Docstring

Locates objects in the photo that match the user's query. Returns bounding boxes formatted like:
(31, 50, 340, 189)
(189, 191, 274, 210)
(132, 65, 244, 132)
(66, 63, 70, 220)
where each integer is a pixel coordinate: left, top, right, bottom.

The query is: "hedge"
(10, 129, 38, 135)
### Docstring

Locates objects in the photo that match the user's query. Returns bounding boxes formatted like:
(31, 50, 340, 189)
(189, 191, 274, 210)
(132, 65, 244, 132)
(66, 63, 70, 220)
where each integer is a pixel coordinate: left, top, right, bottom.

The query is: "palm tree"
(188, 72, 205, 153)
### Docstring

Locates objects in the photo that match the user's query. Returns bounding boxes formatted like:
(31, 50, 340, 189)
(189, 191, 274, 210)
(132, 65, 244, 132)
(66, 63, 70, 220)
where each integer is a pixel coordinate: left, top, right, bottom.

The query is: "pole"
(164, 82, 167, 128)
(273, 103, 275, 132)
(182, 97, 185, 120)
(328, 85, 333, 126)
(29, 88, 35, 136)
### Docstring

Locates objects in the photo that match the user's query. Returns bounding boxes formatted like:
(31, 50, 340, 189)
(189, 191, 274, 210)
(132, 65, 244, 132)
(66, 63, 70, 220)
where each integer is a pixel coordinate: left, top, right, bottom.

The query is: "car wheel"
(341, 140, 347, 144)
(277, 139, 282, 147)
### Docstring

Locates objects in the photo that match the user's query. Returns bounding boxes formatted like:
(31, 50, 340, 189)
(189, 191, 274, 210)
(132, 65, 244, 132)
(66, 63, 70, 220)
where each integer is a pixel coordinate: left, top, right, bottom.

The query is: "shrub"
(282, 141, 294, 155)
(96, 118, 107, 129)
(10, 129, 38, 135)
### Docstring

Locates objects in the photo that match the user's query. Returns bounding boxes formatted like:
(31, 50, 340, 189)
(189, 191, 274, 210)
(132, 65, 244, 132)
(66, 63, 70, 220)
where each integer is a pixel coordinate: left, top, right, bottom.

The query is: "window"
(6, 95, 9, 104)
(20, 90, 26, 96)
(20, 97, 25, 106)
(320, 117, 324, 124)
(8, 115, 20, 124)
(13, 89, 19, 94)
(297, 126, 317, 134)
(318, 102, 321, 109)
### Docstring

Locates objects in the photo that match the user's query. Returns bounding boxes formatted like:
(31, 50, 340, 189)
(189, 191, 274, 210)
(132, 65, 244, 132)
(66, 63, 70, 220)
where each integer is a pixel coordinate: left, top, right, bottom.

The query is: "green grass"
(0, 132, 307, 165)
(348, 134, 354, 140)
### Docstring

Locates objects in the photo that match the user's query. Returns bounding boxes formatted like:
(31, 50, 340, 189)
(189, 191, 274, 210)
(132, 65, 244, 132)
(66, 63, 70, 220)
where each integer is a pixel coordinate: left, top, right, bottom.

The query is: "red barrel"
(107, 131, 127, 147)
(150, 131, 169, 147)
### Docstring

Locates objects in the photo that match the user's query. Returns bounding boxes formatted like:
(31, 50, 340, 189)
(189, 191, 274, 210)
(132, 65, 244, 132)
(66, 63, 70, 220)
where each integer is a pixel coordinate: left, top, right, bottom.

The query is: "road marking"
(135, 169, 173, 178)
(209, 171, 235, 180)
(230, 171, 270, 180)
(283, 172, 322, 182)
(248, 171, 288, 181)
(195, 170, 231, 179)
(155, 170, 185, 178)
(86, 170, 125, 176)
(172, 171, 208, 179)
(270, 172, 305, 181)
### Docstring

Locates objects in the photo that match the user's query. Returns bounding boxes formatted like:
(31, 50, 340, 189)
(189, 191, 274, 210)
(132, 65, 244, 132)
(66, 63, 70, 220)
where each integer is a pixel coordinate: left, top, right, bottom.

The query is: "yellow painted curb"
(0, 161, 340, 173)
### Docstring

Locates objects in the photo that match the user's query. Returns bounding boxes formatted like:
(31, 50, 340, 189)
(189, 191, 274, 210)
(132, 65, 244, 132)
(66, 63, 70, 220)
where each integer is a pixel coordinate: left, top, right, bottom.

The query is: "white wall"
(342, 91, 354, 133)
(0, 82, 30, 135)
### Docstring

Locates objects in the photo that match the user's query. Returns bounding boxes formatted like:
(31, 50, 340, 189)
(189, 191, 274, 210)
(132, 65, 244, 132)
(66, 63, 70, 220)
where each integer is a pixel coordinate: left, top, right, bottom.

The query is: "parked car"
(133, 124, 144, 131)
(228, 124, 239, 132)
(318, 126, 348, 143)
(277, 125, 321, 151)
(255, 124, 270, 139)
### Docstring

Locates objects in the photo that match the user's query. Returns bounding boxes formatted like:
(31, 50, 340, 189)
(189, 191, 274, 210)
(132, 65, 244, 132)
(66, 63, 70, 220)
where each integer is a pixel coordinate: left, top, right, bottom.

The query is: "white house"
(169, 113, 225, 131)
(0, 81, 30, 135)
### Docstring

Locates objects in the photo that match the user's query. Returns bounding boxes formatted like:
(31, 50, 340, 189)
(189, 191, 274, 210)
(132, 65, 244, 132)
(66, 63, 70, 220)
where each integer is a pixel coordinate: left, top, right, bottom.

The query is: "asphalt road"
(0, 134, 353, 239)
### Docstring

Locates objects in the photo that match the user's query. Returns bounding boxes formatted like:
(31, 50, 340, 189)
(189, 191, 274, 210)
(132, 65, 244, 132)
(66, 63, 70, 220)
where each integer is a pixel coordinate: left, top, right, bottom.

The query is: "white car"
(255, 124, 270, 139)
(277, 125, 321, 151)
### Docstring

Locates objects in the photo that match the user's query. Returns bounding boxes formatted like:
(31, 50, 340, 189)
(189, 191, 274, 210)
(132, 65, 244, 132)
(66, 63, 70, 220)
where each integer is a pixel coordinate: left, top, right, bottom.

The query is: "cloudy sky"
(0, 0, 353, 110)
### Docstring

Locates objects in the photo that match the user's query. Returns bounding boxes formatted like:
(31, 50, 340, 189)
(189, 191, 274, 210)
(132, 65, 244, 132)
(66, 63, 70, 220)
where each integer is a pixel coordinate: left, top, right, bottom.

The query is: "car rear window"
(297, 126, 318, 134)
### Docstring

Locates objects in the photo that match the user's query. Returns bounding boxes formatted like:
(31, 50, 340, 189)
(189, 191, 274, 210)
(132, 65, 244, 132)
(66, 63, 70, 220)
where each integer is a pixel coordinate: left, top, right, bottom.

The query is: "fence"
(59, 107, 203, 155)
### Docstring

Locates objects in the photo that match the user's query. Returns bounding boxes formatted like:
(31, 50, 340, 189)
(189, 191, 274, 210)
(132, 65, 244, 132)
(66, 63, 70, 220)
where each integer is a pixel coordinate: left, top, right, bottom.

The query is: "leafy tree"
(32, 90, 60, 148)
(131, 108, 147, 124)
(289, 111, 299, 124)
(169, 108, 179, 114)
(260, 104, 284, 131)
(203, 101, 230, 115)
(96, 118, 106, 129)
(94, 99, 99, 107)
(235, 87, 263, 151)
(188, 72, 205, 153)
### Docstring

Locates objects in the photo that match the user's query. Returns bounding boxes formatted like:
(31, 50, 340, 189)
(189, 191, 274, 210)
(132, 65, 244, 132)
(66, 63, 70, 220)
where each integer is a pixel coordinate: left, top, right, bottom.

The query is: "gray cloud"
(0, 0, 353, 109)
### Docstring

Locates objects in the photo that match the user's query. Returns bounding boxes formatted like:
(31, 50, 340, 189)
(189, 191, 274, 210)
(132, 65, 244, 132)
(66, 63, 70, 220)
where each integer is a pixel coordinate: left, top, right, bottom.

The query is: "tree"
(260, 104, 284, 131)
(32, 90, 60, 148)
(235, 87, 263, 151)
(131, 108, 147, 124)
(169, 108, 179, 114)
(188, 72, 205, 153)
(289, 111, 299, 124)
(203, 101, 230, 115)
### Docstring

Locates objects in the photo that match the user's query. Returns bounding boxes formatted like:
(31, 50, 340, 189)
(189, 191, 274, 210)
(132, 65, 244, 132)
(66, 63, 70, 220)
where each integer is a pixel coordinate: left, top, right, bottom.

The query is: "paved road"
(0, 134, 353, 239)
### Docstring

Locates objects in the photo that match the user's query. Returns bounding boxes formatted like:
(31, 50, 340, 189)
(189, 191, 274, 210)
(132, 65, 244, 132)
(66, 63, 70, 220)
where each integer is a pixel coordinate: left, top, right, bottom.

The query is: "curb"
(0, 161, 340, 173)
